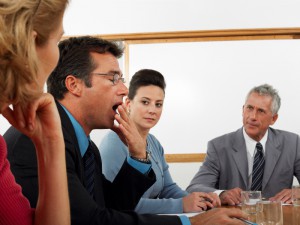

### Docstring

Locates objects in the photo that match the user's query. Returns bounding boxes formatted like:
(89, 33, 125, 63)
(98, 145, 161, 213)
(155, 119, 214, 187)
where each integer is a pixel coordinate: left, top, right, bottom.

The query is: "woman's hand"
(2, 93, 70, 225)
(183, 192, 221, 212)
(2, 93, 63, 149)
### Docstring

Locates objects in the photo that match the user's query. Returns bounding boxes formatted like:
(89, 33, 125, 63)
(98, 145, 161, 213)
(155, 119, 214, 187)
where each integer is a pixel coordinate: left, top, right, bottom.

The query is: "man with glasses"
(91, 71, 125, 84)
(4, 36, 245, 225)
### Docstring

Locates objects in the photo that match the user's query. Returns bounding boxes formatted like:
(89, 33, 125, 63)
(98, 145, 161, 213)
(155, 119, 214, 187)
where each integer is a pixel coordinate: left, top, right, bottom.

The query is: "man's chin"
(245, 127, 257, 135)
(96, 120, 114, 130)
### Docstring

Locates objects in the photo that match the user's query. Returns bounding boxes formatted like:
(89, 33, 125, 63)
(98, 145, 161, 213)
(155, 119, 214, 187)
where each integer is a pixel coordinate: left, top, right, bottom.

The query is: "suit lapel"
(56, 101, 85, 180)
(232, 128, 249, 189)
(262, 128, 282, 189)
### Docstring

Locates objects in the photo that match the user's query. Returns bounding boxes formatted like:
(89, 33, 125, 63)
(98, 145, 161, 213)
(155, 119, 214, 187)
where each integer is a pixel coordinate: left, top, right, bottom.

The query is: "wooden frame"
(93, 28, 300, 42)
(63, 28, 300, 163)
(165, 153, 206, 163)
(90, 28, 300, 81)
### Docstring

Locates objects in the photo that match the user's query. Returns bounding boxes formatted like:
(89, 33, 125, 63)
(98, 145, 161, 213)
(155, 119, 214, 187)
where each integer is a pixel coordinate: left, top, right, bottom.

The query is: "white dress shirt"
(243, 128, 268, 188)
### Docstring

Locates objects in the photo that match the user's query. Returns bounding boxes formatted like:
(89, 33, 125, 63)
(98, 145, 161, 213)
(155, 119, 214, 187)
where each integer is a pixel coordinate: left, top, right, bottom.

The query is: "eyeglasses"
(91, 72, 126, 85)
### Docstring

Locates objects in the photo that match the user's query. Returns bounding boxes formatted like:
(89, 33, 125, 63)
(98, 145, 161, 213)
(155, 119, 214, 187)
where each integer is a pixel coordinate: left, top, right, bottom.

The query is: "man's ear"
(270, 113, 278, 125)
(65, 75, 83, 96)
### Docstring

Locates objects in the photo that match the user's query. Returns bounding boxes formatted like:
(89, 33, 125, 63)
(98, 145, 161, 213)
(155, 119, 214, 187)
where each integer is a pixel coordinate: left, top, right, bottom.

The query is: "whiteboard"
(122, 39, 300, 154)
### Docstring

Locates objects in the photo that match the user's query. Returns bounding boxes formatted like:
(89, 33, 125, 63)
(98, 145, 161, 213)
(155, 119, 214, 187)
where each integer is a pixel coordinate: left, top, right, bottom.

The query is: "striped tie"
(83, 142, 95, 197)
(251, 142, 265, 191)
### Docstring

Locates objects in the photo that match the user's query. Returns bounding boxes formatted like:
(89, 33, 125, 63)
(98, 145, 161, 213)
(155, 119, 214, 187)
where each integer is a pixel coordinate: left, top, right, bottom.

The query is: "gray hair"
(245, 84, 281, 115)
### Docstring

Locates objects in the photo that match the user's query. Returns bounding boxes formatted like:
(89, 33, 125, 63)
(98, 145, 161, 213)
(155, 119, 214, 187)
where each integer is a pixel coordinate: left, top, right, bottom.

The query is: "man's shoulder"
(269, 127, 299, 139)
(3, 126, 23, 140)
(3, 126, 37, 166)
(3, 126, 32, 149)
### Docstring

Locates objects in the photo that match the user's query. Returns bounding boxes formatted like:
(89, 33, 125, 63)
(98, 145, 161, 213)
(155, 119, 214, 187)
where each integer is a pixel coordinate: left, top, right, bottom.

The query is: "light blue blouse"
(99, 131, 189, 214)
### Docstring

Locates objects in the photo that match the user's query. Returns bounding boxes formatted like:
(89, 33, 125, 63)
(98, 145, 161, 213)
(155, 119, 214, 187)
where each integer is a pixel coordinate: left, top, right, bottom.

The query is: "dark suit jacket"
(186, 127, 300, 199)
(5, 102, 181, 225)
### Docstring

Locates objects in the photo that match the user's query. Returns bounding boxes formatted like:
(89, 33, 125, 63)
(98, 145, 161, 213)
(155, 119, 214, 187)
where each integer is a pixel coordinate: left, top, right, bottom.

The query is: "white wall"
(168, 162, 201, 189)
(62, 0, 300, 36)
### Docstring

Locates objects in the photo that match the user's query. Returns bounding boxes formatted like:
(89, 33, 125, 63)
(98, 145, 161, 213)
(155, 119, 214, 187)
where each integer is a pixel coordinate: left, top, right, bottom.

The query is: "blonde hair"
(0, 0, 68, 109)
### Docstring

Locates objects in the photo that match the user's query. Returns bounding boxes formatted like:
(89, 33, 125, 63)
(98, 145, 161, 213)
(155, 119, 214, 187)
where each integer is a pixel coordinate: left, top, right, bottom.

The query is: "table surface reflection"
(236, 205, 300, 225)
(165, 205, 300, 224)
(282, 205, 300, 225)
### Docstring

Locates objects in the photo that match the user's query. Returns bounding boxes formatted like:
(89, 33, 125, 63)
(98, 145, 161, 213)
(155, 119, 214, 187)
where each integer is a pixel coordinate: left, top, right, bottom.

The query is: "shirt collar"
(60, 104, 89, 157)
(243, 127, 268, 157)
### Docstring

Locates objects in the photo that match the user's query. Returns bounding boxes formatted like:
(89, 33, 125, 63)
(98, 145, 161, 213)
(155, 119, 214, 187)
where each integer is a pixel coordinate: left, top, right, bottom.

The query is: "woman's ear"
(125, 97, 131, 113)
(32, 31, 37, 40)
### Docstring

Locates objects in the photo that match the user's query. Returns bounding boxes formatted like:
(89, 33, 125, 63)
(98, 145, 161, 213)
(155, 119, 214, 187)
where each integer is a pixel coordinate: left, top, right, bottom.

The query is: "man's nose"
(249, 109, 257, 119)
(118, 82, 128, 96)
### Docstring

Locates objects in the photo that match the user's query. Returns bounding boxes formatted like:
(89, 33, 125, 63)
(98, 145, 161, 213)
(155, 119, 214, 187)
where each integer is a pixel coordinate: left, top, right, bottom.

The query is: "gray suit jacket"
(186, 127, 300, 199)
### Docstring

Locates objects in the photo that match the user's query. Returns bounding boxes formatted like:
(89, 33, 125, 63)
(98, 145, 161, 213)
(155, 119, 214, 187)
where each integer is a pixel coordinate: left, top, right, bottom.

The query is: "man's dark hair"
(128, 69, 166, 100)
(47, 36, 123, 99)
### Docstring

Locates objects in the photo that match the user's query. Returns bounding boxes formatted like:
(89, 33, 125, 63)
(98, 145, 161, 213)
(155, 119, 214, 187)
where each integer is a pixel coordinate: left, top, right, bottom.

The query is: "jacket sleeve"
(134, 141, 188, 214)
(186, 140, 221, 193)
(294, 134, 300, 183)
(4, 127, 39, 208)
(102, 159, 157, 210)
(0, 134, 34, 225)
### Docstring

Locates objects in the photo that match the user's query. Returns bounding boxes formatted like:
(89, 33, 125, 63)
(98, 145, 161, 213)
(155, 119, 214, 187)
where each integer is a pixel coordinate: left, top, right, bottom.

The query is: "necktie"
(83, 142, 95, 197)
(251, 142, 265, 191)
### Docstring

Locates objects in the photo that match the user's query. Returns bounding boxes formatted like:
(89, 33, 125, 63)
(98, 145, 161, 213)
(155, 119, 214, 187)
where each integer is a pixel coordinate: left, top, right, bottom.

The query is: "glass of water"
(241, 191, 262, 214)
(256, 200, 283, 225)
(292, 185, 300, 206)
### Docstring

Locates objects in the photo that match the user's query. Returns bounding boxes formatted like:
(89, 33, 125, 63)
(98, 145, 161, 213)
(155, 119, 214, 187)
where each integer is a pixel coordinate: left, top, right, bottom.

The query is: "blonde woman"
(0, 0, 70, 225)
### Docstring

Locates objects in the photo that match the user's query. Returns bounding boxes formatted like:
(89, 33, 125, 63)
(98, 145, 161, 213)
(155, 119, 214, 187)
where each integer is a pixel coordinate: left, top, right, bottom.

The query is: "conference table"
(281, 205, 300, 225)
(180, 205, 300, 225)
(232, 205, 300, 225)
(235, 205, 300, 225)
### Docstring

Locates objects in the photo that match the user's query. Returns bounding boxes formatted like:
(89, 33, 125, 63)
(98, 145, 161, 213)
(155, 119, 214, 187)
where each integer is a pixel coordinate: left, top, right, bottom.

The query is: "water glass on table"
(256, 200, 283, 225)
(241, 191, 262, 214)
(292, 185, 300, 206)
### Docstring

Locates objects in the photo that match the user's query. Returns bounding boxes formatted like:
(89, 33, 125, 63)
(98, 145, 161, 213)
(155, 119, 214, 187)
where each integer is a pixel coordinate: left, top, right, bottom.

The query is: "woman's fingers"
(2, 104, 27, 130)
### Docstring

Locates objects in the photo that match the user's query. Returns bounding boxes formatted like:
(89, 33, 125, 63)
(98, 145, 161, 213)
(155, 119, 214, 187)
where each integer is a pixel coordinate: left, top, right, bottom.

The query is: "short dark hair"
(128, 69, 166, 100)
(47, 36, 123, 99)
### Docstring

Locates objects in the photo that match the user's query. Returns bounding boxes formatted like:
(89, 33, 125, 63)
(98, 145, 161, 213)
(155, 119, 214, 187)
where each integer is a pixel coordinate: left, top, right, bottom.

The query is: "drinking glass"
(256, 200, 283, 225)
(241, 191, 262, 214)
(292, 185, 300, 206)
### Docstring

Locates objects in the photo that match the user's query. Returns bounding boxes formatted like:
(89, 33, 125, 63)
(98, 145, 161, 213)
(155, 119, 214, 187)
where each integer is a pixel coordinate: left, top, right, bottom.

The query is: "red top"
(0, 135, 34, 225)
